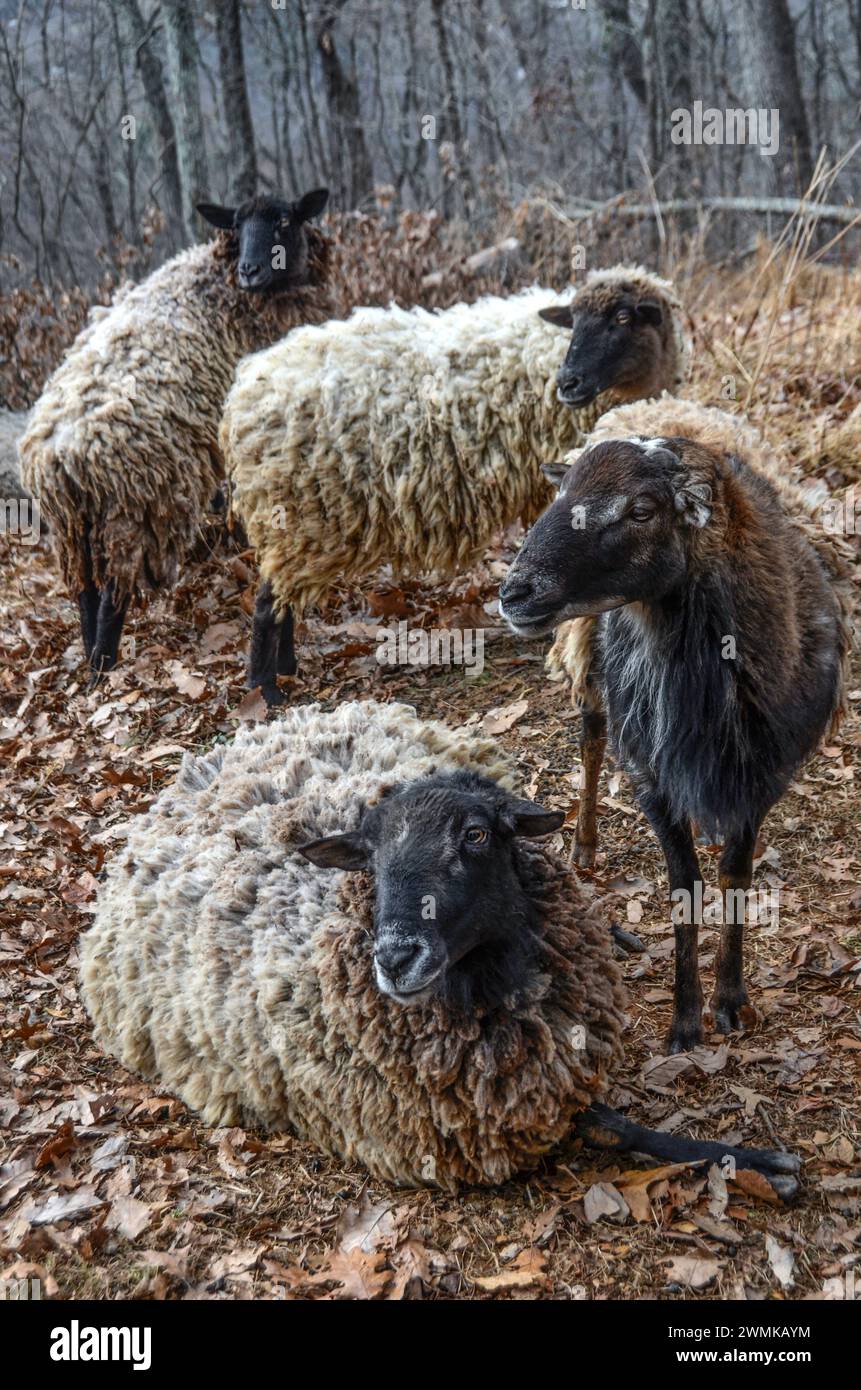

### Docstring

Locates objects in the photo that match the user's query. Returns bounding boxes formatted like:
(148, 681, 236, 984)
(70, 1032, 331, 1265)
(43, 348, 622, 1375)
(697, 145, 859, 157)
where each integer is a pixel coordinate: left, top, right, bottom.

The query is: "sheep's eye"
(465, 827, 489, 845)
(616, 310, 633, 325)
(630, 501, 656, 522)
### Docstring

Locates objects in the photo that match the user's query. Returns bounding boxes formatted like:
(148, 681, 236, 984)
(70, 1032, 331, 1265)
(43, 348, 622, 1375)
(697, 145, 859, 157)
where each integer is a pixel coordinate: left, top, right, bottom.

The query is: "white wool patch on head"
(626, 435, 669, 455)
(587, 493, 628, 526)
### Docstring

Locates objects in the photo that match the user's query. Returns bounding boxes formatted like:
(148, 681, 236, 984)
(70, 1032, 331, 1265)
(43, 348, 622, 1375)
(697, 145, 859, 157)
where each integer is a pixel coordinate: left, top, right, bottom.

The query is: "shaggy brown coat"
(79, 700, 626, 1189)
(548, 398, 855, 728)
(19, 231, 332, 600)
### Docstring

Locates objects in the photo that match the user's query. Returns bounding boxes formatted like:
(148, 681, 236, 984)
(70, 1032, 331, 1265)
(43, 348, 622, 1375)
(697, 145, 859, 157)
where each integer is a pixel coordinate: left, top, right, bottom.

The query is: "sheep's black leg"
(249, 579, 284, 706)
(88, 582, 129, 686)
(575, 1103, 800, 1200)
(77, 532, 99, 659)
(78, 584, 100, 659)
(573, 698, 606, 869)
(275, 605, 296, 677)
(639, 787, 704, 1054)
(710, 825, 759, 1035)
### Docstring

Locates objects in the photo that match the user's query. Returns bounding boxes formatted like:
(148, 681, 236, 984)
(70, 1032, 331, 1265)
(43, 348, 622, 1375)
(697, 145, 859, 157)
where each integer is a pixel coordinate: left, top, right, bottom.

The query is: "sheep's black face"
(197, 189, 329, 293)
(499, 437, 710, 636)
(539, 294, 665, 408)
(298, 772, 563, 1010)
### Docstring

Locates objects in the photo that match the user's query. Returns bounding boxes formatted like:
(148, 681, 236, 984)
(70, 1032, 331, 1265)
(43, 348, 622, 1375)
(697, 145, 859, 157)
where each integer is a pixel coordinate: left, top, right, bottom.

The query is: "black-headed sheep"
(19, 189, 331, 679)
(500, 401, 851, 1054)
(218, 265, 689, 704)
(80, 699, 799, 1195)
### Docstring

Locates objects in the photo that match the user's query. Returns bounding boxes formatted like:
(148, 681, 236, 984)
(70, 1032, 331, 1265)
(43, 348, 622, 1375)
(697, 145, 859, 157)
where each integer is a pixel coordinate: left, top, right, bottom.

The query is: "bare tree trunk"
(162, 0, 210, 241)
(212, 0, 257, 202)
(109, 2, 138, 239)
(116, 0, 183, 247)
(656, 0, 694, 193)
(430, 0, 463, 218)
(316, 0, 374, 209)
(597, 0, 647, 105)
(738, 0, 813, 193)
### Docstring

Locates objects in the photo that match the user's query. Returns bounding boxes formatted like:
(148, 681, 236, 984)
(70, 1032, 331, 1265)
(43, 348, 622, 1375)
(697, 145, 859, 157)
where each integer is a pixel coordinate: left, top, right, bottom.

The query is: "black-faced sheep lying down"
(19, 188, 331, 681)
(219, 265, 690, 705)
(80, 700, 800, 1196)
(499, 404, 851, 1055)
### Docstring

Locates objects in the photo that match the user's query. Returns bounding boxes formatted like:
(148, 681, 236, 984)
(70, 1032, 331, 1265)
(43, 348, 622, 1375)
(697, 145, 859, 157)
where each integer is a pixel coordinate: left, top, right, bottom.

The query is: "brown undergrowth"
(0, 239, 859, 1302)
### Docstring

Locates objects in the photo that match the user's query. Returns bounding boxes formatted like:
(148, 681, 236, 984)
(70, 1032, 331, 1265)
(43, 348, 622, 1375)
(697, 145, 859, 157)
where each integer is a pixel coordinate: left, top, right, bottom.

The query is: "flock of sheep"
(7, 185, 855, 1200)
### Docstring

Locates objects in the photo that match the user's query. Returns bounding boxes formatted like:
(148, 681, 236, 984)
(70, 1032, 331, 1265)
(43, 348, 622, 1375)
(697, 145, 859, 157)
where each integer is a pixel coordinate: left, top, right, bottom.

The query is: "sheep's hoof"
(87, 663, 111, 692)
(756, 1150, 802, 1176)
(261, 683, 286, 708)
(766, 1173, 800, 1201)
(742, 1149, 802, 1202)
(571, 839, 596, 869)
(666, 1018, 704, 1054)
(707, 996, 758, 1036)
(609, 923, 646, 955)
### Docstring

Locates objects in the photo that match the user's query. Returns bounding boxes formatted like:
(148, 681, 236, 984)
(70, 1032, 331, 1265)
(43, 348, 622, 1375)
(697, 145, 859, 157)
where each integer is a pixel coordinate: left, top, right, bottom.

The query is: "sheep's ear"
(541, 461, 570, 491)
(506, 799, 566, 837)
(297, 831, 368, 870)
(636, 299, 663, 327)
(196, 202, 236, 230)
(538, 303, 574, 329)
(294, 188, 329, 222)
(674, 479, 712, 529)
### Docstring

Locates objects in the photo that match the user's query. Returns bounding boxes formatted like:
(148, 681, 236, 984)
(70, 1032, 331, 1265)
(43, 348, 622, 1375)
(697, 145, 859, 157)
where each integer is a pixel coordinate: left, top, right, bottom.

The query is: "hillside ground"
(1, 241, 859, 1302)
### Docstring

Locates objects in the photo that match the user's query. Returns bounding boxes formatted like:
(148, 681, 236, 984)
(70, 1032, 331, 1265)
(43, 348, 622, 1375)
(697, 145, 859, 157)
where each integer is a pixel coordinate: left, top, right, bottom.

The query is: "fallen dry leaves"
(2, 262, 861, 1298)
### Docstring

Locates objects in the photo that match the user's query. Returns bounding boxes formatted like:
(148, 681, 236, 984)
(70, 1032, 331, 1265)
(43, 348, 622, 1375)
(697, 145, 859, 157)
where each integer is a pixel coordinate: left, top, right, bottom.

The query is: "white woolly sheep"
(219, 265, 689, 704)
(80, 699, 800, 1195)
(19, 189, 331, 679)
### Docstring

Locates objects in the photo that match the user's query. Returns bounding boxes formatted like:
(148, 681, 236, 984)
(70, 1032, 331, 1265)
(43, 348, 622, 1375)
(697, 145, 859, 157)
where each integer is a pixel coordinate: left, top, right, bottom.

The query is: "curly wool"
(221, 266, 688, 618)
(548, 397, 855, 724)
(79, 700, 626, 1189)
(19, 231, 332, 600)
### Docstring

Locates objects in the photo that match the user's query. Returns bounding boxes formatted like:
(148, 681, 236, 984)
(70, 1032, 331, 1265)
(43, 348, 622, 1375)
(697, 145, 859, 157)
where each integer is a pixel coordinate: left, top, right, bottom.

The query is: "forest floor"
(1, 248, 860, 1302)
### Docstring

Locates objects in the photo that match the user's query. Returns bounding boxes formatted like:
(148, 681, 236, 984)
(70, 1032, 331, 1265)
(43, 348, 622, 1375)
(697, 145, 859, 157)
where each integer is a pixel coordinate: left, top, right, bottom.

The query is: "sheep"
(545, 398, 855, 875)
(80, 698, 800, 1196)
(499, 401, 851, 1054)
(219, 264, 689, 705)
(19, 188, 331, 680)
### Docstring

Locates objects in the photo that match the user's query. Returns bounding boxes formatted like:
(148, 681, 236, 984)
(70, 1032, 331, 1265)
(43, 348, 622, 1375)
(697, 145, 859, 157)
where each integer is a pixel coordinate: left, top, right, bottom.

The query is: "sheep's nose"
(239, 260, 263, 280)
(375, 939, 421, 982)
(557, 373, 597, 406)
(499, 573, 535, 608)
